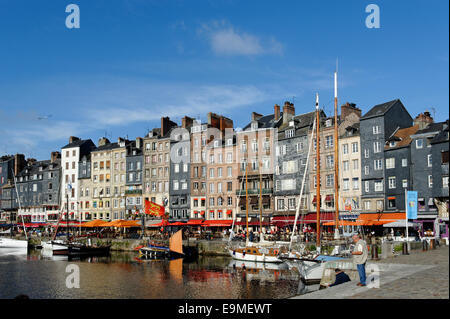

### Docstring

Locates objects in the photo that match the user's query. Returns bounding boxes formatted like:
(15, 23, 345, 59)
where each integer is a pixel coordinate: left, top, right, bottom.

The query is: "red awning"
(169, 222, 187, 226)
(187, 219, 204, 226)
(202, 220, 233, 227)
(325, 195, 333, 202)
(200, 211, 205, 215)
(226, 210, 232, 215)
(147, 220, 170, 227)
(236, 219, 270, 226)
(388, 197, 396, 200)
(312, 196, 317, 204)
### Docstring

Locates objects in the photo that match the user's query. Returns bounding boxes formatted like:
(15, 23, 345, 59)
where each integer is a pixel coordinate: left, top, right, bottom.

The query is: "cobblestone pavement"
(292, 246, 449, 299)
(349, 246, 449, 299)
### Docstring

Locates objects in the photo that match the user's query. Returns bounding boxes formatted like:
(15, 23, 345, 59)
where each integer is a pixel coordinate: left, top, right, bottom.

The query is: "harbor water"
(0, 249, 318, 299)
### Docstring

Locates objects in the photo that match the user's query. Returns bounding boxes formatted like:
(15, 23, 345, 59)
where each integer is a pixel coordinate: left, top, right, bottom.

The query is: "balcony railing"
(235, 188, 273, 195)
(125, 189, 142, 195)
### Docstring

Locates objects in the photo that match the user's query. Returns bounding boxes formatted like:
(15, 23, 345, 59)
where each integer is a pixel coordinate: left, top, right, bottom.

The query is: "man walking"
(352, 234, 368, 286)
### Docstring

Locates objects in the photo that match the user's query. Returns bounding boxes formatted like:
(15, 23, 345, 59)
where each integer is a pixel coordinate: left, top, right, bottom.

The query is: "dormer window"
(39, 167, 43, 171)
(289, 120, 295, 127)
(389, 141, 396, 147)
(251, 122, 258, 130)
(226, 139, 232, 146)
(325, 119, 332, 127)
(133, 150, 137, 156)
(214, 140, 219, 147)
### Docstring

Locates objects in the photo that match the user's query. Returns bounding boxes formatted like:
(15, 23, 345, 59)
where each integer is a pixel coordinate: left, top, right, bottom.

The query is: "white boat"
(228, 245, 284, 263)
(0, 237, 28, 249)
(41, 240, 69, 255)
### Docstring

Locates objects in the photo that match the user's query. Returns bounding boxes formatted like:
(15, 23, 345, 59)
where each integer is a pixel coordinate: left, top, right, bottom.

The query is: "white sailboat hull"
(42, 240, 68, 253)
(0, 237, 28, 249)
(229, 249, 283, 263)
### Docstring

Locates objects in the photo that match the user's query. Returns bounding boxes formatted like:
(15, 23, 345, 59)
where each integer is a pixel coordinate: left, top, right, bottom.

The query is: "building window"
(388, 177, 396, 189)
(342, 144, 349, 155)
(343, 161, 349, 171)
(416, 139, 423, 149)
(326, 174, 334, 187)
(374, 180, 383, 192)
(364, 166, 369, 175)
(442, 151, 449, 164)
(402, 179, 408, 188)
(277, 199, 285, 211)
(343, 178, 349, 191)
(374, 159, 383, 170)
(352, 178, 359, 190)
(353, 159, 359, 170)
(386, 158, 395, 169)
(285, 129, 295, 139)
(373, 141, 381, 153)
(427, 154, 432, 167)
(364, 201, 371, 210)
(388, 198, 396, 209)
(373, 126, 380, 134)
(443, 176, 449, 188)
(351, 142, 358, 153)
(296, 142, 304, 153)
(325, 136, 333, 148)
(326, 155, 334, 168)
(402, 158, 407, 167)
(428, 175, 433, 188)
(364, 149, 369, 158)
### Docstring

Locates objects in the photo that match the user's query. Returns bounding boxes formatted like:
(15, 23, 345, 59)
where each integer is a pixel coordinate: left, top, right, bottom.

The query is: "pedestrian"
(329, 268, 351, 287)
(351, 233, 368, 287)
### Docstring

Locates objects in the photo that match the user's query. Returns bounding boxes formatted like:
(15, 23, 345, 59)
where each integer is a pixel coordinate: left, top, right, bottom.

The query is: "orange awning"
(80, 219, 109, 227)
(201, 220, 233, 227)
(101, 219, 141, 227)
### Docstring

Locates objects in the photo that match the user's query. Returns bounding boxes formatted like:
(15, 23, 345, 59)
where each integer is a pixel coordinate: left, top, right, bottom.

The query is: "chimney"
(274, 104, 281, 121)
(282, 101, 295, 124)
(135, 137, 143, 150)
(182, 116, 194, 129)
(161, 117, 177, 137)
(251, 112, 263, 121)
(414, 111, 434, 130)
(14, 154, 26, 176)
(51, 151, 61, 163)
(98, 137, 110, 147)
(340, 102, 362, 121)
(69, 136, 80, 144)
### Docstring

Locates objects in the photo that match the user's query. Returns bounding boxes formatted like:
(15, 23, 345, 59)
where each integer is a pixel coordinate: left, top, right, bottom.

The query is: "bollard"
(422, 239, 428, 251)
(373, 244, 379, 259)
(402, 242, 409, 255)
(430, 239, 435, 250)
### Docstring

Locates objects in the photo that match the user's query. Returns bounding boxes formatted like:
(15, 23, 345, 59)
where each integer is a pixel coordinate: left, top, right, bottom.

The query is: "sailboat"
(139, 229, 191, 259)
(0, 169, 28, 251)
(228, 158, 283, 263)
(42, 184, 111, 257)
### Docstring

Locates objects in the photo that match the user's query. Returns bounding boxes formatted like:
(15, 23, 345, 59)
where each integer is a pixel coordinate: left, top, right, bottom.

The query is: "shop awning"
(102, 219, 141, 227)
(325, 195, 333, 202)
(147, 220, 170, 227)
(186, 219, 204, 226)
(236, 219, 270, 226)
(201, 220, 233, 227)
(226, 210, 232, 215)
(80, 219, 109, 227)
(383, 220, 417, 227)
(169, 221, 187, 226)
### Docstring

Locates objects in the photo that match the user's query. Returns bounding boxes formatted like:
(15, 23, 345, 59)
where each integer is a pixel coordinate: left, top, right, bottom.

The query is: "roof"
(93, 142, 120, 152)
(385, 125, 420, 150)
(361, 99, 403, 120)
(431, 120, 449, 144)
(414, 121, 446, 135)
(61, 139, 94, 150)
(242, 113, 282, 131)
(16, 160, 60, 178)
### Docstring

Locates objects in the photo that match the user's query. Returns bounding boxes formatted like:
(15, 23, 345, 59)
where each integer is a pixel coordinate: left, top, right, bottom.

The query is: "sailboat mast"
(11, 168, 27, 240)
(334, 70, 340, 234)
(315, 93, 321, 247)
(259, 160, 262, 235)
(245, 154, 249, 240)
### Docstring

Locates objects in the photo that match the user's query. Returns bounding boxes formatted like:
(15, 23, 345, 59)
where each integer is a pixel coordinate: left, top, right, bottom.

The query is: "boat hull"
(0, 238, 28, 249)
(229, 249, 283, 263)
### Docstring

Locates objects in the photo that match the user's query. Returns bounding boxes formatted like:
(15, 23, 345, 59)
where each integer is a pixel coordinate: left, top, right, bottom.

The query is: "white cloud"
(199, 21, 283, 56)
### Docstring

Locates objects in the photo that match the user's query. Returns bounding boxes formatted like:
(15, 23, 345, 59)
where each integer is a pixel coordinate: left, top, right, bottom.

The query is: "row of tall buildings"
(0, 99, 448, 236)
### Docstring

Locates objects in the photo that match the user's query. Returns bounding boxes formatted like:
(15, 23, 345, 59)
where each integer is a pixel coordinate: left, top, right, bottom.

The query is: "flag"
(406, 191, 418, 219)
(145, 200, 165, 217)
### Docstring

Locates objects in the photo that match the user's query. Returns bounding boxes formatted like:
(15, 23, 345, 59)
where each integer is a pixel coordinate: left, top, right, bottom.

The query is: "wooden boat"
(139, 230, 196, 259)
(229, 245, 283, 263)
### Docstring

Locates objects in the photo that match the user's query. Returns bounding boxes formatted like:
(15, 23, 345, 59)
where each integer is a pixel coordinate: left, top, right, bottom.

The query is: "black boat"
(66, 243, 111, 257)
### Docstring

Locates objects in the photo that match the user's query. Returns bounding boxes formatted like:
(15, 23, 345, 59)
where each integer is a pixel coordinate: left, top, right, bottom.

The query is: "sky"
(0, 0, 448, 160)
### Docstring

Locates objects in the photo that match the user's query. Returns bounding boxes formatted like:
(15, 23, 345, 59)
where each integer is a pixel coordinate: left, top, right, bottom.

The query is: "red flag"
(145, 200, 165, 217)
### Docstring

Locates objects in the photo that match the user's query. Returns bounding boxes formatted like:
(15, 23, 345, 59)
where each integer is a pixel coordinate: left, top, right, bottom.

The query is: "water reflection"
(0, 249, 305, 299)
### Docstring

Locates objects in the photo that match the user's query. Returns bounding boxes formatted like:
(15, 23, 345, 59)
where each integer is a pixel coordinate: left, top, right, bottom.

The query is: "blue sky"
(0, 0, 448, 160)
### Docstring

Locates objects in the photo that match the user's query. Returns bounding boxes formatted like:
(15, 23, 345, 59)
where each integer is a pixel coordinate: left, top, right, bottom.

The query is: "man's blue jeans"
(357, 263, 366, 285)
